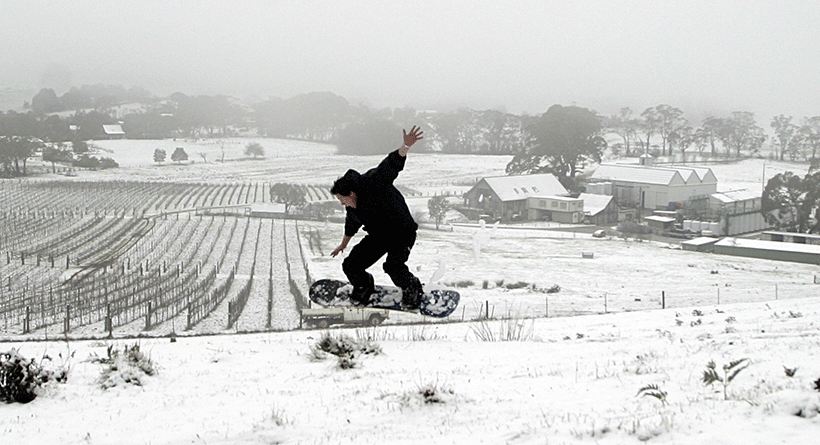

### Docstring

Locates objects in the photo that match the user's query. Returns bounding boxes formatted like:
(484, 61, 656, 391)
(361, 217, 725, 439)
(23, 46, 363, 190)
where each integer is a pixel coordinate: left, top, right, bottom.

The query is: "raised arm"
(398, 125, 424, 157)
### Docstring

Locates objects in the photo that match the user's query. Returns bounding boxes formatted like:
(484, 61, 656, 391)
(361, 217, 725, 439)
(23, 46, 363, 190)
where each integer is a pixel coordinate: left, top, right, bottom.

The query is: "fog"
(2, 0, 819, 120)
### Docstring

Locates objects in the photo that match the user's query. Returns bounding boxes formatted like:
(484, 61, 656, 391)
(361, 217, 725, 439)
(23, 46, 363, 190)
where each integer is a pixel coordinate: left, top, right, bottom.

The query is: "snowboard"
(309, 279, 460, 318)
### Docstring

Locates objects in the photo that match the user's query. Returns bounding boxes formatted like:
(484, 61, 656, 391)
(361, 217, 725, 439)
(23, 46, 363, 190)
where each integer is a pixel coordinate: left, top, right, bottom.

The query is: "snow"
(3, 139, 819, 444)
(3, 297, 820, 444)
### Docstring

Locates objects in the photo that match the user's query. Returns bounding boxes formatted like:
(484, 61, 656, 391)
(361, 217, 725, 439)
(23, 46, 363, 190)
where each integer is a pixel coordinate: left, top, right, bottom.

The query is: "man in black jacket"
(330, 126, 424, 309)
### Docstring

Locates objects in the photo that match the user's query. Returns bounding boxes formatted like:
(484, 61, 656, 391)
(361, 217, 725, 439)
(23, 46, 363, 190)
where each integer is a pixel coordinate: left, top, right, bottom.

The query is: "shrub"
(0, 349, 67, 404)
(94, 343, 156, 389)
(504, 281, 530, 290)
(400, 379, 455, 406)
(446, 280, 474, 288)
(310, 332, 381, 369)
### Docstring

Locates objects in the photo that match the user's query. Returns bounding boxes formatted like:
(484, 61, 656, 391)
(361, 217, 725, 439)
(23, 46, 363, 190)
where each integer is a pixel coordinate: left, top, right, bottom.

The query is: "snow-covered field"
(3, 138, 819, 444)
(3, 296, 820, 444)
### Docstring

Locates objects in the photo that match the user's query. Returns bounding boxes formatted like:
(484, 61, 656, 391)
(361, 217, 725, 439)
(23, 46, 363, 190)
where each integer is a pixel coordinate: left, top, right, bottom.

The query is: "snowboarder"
(330, 126, 424, 309)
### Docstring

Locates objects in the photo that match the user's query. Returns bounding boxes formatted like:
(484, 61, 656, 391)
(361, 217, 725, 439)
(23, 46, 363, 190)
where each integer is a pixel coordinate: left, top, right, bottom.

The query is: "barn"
(578, 193, 619, 225)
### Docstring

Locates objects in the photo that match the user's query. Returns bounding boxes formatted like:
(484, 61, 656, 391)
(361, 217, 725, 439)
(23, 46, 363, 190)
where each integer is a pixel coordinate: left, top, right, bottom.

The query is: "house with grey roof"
(462, 174, 569, 221)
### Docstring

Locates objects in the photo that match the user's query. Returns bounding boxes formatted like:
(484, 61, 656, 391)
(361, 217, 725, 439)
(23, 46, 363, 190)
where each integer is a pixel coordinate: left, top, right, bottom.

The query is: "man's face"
(334, 192, 357, 209)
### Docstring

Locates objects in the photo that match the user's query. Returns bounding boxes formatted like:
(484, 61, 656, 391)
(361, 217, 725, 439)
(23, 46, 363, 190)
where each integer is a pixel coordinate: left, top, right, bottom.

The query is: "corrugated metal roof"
(591, 164, 681, 185)
(590, 163, 717, 186)
(644, 215, 676, 223)
(711, 189, 760, 203)
(481, 174, 568, 202)
(715, 237, 820, 254)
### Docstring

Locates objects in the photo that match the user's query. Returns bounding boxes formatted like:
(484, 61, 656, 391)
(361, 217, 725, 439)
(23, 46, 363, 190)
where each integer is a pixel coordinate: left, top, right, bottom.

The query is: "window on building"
(560, 202, 567, 209)
(551, 201, 558, 208)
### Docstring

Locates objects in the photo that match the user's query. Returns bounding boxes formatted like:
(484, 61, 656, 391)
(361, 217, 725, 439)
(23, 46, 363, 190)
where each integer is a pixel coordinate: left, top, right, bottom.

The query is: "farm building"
(102, 124, 126, 139)
(462, 174, 569, 222)
(526, 195, 584, 223)
(682, 189, 770, 236)
(588, 156, 717, 211)
(681, 237, 720, 252)
(709, 189, 761, 214)
(249, 203, 286, 218)
(761, 231, 820, 246)
(713, 237, 820, 265)
(644, 215, 676, 231)
(579, 193, 619, 225)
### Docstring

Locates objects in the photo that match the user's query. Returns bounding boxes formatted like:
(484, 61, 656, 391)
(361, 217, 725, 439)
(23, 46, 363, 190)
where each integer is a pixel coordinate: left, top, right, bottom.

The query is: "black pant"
(342, 231, 419, 292)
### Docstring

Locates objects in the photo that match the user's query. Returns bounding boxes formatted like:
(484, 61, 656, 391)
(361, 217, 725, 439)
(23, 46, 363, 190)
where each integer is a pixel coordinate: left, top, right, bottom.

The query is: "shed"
(714, 237, 820, 265)
(578, 193, 619, 225)
(249, 203, 286, 218)
(102, 124, 125, 138)
(644, 215, 676, 231)
(681, 237, 720, 252)
(761, 231, 820, 246)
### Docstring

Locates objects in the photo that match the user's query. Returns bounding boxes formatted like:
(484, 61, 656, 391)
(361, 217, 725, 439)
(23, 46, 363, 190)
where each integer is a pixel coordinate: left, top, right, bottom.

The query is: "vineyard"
(0, 178, 325, 339)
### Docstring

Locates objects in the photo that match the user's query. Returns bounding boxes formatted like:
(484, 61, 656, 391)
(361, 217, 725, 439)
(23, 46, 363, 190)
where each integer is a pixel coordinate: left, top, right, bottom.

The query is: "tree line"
(3, 85, 819, 180)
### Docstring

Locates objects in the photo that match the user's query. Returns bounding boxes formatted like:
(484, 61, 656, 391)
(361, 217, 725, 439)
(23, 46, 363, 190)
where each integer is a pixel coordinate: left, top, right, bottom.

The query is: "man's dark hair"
(331, 172, 355, 196)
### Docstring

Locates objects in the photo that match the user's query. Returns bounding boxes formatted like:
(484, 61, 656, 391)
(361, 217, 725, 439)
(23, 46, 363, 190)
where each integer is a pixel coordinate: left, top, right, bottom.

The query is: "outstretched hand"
(403, 126, 424, 147)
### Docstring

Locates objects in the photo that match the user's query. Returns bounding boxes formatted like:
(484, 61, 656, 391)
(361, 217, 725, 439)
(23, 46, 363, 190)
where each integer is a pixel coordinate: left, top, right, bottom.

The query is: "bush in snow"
(93, 343, 156, 389)
(399, 378, 456, 407)
(1, 349, 68, 404)
(310, 332, 381, 369)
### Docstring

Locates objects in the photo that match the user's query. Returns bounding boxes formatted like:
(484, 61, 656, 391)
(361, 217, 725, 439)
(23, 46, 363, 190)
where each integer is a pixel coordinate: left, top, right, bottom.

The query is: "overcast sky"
(2, 0, 819, 122)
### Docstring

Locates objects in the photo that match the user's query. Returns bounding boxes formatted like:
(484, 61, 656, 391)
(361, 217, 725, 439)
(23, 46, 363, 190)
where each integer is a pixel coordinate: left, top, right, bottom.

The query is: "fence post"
(106, 304, 112, 338)
(146, 302, 152, 330)
(23, 306, 30, 334)
(717, 287, 720, 305)
(662, 291, 666, 309)
(64, 304, 71, 334)
(545, 296, 549, 318)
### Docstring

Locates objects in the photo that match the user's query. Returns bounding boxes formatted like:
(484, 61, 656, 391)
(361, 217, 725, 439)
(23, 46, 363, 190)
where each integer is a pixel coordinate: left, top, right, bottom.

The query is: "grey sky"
(2, 0, 819, 121)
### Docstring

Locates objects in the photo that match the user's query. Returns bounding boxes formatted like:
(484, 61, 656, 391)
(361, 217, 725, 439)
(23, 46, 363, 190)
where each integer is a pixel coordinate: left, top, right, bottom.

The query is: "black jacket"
(342, 150, 418, 238)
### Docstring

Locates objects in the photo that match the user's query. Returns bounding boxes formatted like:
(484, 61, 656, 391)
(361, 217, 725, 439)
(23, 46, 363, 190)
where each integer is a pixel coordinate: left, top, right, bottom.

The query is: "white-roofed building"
(577, 193, 619, 225)
(588, 157, 717, 211)
(463, 174, 569, 222)
(702, 188, 770, 235)
(102, 124, 125, 139)
(709, 189, 761, 214)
